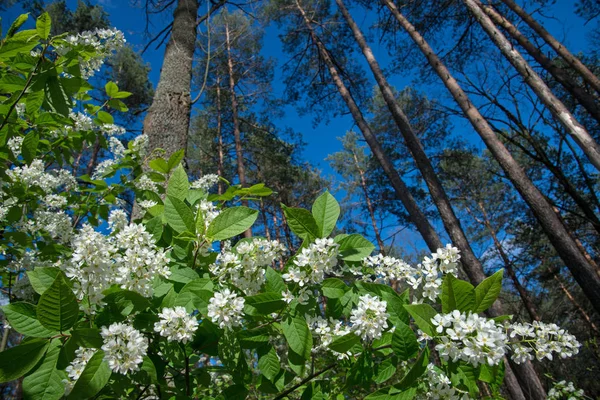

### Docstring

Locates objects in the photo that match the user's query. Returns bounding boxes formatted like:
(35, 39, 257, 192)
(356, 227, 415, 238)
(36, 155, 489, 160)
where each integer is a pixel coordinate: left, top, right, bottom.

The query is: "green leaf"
(258, 345, 280, 382)
(22, 339, 63, 400)
(68, 350, 111, 399)
(337, 234, 375, 261)
(166, 164, 189, 200)
(0, 339, 49, 383)
(105, 81, 119, 97)
(27, 268, 61, 295)
(391, 321, 418, 361)
(0, 75, 26, 93)
(7, 14, 29, 37)
(26, 89, 44, 115)
(22, 131, 39, 163)
(71, 328, 103, 349)
(35, 12, 51, 40)
(329, 333, 360, 353)
(394, 347, 429, 391)
(441, 274, 475, 313)
(168, 266, 200, 284)
(265, 267, 286, 294)
(2, 302, 57, 337)
(149, 158, 169, 174)
(167, 149, 185, 171)
(164, 196, 195, 233)
(96, 111, 113, 125)
(112, 91, 132, 99)
(322, 278, 349, 299)
(403, 304, 437, 337)
(311, 191, 340, 237)
(374, 357, 397, 384)
(281, 315, 312, 360)
(474, 269, 504, 313)
(245, 292, 286, 316)
(207, 206, 258, 241)
(46, 77, 70, 116)
(281, 204, 320, 239)
(37, 275, 79, 332)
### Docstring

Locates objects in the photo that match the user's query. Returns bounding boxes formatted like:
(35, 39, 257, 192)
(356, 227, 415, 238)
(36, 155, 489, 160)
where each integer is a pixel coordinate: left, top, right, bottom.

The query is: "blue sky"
(1, 0, 594, 253)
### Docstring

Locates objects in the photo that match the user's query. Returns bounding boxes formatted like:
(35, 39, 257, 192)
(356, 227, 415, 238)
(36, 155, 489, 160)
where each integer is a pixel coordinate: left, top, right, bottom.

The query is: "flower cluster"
(350, 294, 389, 341)
(361, 254, 421, 288)
(423, 364, 470, 400)
(207, 289, 245, 330)
(7, 159, 77, 193)
(55, 28, 125, 78)
(210, 238, 286, 294)
(63, 347, 97, 394)
(548, 380, 585, 400)
(283, 238, 339, 287)
(307, 314, 353, 359)
(191, 174, 220, 191)
(508, 321, 580, 363)
(419, 245, 461, 300)
(154, 307, 199, 343)
(100, 323, 148, 374)
(432, 311, 507, 367)
(7, 136, 23, 157)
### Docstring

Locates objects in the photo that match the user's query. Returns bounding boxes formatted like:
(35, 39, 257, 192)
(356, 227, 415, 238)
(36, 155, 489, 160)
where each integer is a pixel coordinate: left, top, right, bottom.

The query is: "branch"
(273, 363, 335, 400)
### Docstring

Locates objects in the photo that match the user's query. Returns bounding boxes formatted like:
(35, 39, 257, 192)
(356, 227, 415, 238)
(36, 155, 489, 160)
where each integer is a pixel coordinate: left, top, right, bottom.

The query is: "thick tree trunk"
(225, 21, 251, 238)
(294, 0, 443, 253)
(216, 77, 224, 195)
(475, 201, 541, 321)
(383, 0, 600, 318)
(352, 151, 386, 255)
(482, 4, 600, 124)
(338, 0, 490, 292)
(464, 0, 600, 172)
(143, 0, 199, 160)
(499, 0, 600, 94)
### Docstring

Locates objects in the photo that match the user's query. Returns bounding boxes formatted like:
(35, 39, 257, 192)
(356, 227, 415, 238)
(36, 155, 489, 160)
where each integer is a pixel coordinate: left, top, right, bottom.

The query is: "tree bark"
(352, 150, 386, 255)
(225, 20, 252, 238)
(383, 0, 600, 318)
(464, 0, 600, 172)
(482, 4, 600, 124)
(216, 76, 224, 195)
(143, 0, 199, 160)
(554, 274, 600, 336)
(294, 0, 443, 253)
(499, 0, 600, 94)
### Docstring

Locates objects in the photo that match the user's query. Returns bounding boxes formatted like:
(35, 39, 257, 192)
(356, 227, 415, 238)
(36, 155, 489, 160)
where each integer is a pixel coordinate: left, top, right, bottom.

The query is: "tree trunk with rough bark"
(294, 0, 443, 253)
(499, 0, 600, 94)
(482, 4, 600, 124)
(383, 0, 600, 318)
(464, 0, 600, 172)
(216, 76, 224, 195)
(143, 0, 199, 160)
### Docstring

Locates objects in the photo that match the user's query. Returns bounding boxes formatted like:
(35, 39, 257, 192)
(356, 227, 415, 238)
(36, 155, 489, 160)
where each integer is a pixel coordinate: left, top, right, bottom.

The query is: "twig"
(273, 364, 335, 399)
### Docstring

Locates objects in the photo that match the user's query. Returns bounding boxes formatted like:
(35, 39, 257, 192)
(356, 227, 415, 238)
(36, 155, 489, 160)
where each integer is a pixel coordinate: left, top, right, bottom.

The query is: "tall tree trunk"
(260, 200, 272, 241)
(482, 4, 600, 124)
(85, 137, 102, 176)
(383, 0, 600, 318)
(499, 0, 600, 94)
(225, 21, 252, 238)
(474, 201, 541, 321)
(294, 0, 443, 253)
(463, 0, 600, 172)
(216, 76, 224, 195)
(352, 151, 386, 255)
(338, 0, 491, 294)
(554, 274, 600, 336)
(143, 0, 199, 160)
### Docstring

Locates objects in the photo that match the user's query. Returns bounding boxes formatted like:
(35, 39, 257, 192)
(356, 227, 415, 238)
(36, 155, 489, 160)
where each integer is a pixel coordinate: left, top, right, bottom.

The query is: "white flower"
(283, 238, 338, 287)
(508, 320, 580, 363)
(363, 254, 421, 288)
(131, 134, 148, 158)
(154, 306, 199, 343)
(207, 289, 245, 330)
(350, 294, 389, 341)
(139, 200, 158, 209)
(108, 209, 128, 232)
(7, 136, 23, 157)
(191, 174, 220, 191)
(548, 380, 585, 400)
(100, 323, 148, 374)
(134, 174, 158, 192)
(282, 290, 294, 303)
(63, 347, 97, 395)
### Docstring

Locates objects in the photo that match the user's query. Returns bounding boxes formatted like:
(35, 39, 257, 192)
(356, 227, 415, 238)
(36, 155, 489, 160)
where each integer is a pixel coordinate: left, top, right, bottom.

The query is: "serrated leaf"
(311, 191, 340, 237)
(322, 278, 349, 299)
(474, 269, 504, 313)
(374, 357, 397, 384)
(105, 81, 118, 97)
(37, 275, 79, 332)
(167, 149, 185, 171)
(258, 345, 280, 381)
(68, 350, 111, 399)
(391, 321, 418, 361)
(441, 274, 475, 313)
(282, 315, 312, 360)
(22, 131, 39, 163)
(167, 164, 189, 200)
(337, 234, 375, 261)
(265, 267, 286, 294)
(394, 347, 429, 391)
(329, 333, 360, 353)
(7, 14, 29, 38)
(0, 339, 49, 383)
(207, 206, 258, 241)
(22, 339, 63, 400)
(281, 204, 320, 239)
(403, 304, 437, 337)
(27, 268, 61, 295)
(35, 12, 51, 40)
(244, 292, 285, 316)
(149, 158, 169, 174)
(164, 196, 195, 233)
(2, 302, 57, 337)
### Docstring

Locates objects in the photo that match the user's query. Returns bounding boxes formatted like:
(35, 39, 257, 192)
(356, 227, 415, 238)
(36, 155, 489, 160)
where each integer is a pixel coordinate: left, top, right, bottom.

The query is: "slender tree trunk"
(463, 0, 600, 172)
(85, 137, 102, 176)
(216, 77, 224, 195)
(352, 151, 386, 255)
(499, 0, 600, 94)
(482, 4, 600, 124)
(260, 200, 272, 241)
(143, 0, 199, 160)
(294, 0, 443, 253)
(338, 0, 489, 291)
(554, 274, 599, 335)
(383, 0, 600, 318)
(225, 21, 251, 238)
(475, 201, 541, 321)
